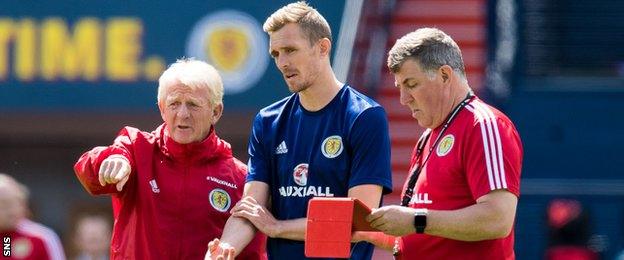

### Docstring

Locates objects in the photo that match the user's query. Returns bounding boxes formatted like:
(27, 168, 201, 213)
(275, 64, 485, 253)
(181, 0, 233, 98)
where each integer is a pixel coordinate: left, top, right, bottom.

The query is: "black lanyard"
(400, 92, 474, 206)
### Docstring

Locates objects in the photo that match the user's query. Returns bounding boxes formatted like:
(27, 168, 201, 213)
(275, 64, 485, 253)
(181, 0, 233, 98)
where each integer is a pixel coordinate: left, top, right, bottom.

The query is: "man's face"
(394, 59, 447, 129)
(0, 187, 24, 231)
(159, 83, 221, 144)
(269, 23, 322, 93)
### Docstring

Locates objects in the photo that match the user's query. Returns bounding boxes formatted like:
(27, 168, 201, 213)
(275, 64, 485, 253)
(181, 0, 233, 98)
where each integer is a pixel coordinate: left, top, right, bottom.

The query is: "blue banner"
(0, 1, 346, 112)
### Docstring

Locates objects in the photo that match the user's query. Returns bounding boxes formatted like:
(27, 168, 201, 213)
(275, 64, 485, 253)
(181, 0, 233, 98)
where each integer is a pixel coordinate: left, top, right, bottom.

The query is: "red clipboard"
(304, 197, 378, 258)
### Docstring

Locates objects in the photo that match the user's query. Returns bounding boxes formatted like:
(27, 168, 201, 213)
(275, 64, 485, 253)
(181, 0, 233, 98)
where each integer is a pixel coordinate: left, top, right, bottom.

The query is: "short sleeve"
(348, 107, 393, 194)
(246, 113, 270, 184)
(463, 110, 523, 200)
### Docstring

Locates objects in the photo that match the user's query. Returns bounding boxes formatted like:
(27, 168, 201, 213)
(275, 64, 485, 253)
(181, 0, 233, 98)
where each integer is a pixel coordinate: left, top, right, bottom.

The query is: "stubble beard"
(288, 79, 311, 93)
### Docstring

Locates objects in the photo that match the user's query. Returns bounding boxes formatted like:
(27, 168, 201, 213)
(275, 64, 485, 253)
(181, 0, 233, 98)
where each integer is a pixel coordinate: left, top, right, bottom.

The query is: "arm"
(74, 128, 136, 195)
(426, 189, 517, 241)
(352, 232, 396, 252)
(217, 181, 269, 256)
(367, 189, 518, 241)
(349, 184, 392, 251)
(231, 184, 384, 242)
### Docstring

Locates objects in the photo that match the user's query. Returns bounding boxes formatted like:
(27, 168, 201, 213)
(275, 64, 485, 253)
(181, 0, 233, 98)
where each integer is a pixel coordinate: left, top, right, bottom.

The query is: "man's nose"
(177, 104, 190, 117)
(399, 87, 411, 106)
(277, 55, 289, 70)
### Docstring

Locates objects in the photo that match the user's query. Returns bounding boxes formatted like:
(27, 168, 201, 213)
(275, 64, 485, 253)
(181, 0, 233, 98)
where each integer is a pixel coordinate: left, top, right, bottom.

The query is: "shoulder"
(232, 157, 248, 175)
(257, 94, 296, 120)
(213, 156, 248, 188)
(465, 99, 516, 129)
(341, 86, 388, 128)
(116, 126, 158, 143)
(342, 85, 384, 113)
(462, 98, 521, 146)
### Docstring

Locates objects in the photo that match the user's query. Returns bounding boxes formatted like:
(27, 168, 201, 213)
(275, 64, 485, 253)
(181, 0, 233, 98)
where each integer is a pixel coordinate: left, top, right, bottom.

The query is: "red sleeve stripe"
(466, 101, 507, 190)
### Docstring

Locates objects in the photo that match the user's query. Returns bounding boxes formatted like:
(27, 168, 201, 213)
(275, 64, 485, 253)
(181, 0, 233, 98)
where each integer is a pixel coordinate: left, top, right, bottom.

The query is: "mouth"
(284, 71, 298, 79)
(177, 125, 192, 131)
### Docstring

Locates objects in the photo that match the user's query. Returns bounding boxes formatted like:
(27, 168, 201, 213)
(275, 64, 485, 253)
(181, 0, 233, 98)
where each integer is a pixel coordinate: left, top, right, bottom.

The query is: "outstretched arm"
(74, 128, 136, 195)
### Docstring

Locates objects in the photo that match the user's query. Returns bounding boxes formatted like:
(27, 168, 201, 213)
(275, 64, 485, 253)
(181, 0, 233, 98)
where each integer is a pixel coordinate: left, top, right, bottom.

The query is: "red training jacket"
(74, 124, 266, 260)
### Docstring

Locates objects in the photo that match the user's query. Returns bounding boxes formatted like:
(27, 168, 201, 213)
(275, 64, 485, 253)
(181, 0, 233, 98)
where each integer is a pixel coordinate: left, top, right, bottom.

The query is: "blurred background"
(1, 0, 622, 259)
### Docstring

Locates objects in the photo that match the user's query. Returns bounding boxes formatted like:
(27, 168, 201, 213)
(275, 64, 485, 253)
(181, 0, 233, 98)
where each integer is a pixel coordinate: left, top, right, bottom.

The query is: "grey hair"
(388, 28, 466, 82)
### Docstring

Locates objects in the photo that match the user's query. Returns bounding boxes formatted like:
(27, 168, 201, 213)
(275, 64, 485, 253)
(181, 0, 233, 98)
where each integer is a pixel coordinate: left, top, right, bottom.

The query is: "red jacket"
(74, 124, 266, 260)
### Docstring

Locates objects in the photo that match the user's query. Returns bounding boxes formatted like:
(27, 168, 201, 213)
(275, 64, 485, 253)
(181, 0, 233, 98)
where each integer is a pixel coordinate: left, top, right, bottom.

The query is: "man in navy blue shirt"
(206, 2, 392, 259)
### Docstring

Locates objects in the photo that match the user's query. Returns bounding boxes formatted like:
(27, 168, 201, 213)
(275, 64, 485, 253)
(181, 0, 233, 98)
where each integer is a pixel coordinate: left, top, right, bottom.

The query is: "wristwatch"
(413, 208, 428, 234)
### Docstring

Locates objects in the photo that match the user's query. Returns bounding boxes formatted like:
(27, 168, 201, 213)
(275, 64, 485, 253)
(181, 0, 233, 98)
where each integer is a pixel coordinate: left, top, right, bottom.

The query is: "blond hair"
(157, 58, 224, 106)
(388, 28, 466, 81)
(263, 1, 332, 45)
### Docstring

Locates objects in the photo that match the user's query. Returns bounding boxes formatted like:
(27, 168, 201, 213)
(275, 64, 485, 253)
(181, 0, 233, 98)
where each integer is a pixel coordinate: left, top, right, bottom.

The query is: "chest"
(410, 130, 470, 207)
(133, 157, 243, 216)
(274, 115, 351, 184)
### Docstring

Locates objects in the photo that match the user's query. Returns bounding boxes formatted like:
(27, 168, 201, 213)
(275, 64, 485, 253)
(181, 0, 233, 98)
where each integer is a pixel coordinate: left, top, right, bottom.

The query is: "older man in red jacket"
(74, 58, 266, 260)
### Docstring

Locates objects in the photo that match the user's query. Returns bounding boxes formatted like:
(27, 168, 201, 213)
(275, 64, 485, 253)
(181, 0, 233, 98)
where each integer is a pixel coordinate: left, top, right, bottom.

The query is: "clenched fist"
(98, 155, 131, 191)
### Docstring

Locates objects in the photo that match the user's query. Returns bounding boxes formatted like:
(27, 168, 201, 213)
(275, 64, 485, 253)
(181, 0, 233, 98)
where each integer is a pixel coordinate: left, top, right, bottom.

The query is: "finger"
(230, 200, 255, 213)
(113, 160, 129, 181)
(369, 218, 387, 230)
(232, 202, 256, 213)
(224, 247, 234, 260)
(231, 209, 256, 219)
(116, 174, 130, 191)
(110, 159, 123, 183)
(366, 209, 384, 222)
(103, 160, 116, 184)
(98, 160, 108, 186)
(243, 196, 258, 204)
(208, 240, 217, 250)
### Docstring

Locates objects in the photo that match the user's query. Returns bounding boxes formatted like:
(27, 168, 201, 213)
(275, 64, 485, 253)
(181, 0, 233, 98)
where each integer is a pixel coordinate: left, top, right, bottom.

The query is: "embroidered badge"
(209, 188, 231, 212)
(293, 163, 309, 186)
(321, 135, 343, 158)
(436, 134, 455, 157)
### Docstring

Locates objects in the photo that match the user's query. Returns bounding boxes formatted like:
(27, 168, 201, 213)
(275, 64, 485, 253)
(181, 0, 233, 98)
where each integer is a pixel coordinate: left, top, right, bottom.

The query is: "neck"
(298, 65, 342, 111)
(450, 86, 471, 109)
(432, 84, 471, 129)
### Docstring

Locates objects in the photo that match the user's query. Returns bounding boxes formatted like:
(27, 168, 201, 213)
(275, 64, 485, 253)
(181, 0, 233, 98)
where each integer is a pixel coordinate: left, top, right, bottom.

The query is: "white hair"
(157, 58, 224, 106)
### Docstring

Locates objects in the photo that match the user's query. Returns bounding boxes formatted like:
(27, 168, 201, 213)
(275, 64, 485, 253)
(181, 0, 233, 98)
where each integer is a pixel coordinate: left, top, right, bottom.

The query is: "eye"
(270, 51, 279, 58)
(406, 82, 418, 89)
(285, 48, 295, 54)
(168, 101, 180, 108)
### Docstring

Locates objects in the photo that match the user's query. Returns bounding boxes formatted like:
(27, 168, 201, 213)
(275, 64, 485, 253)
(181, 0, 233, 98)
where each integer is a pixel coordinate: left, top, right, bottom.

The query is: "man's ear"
(211, 103, 224, 125)
(318, 38, 331, 57)
(439, 65, 453, 84)
(158, 102, 166, 122)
